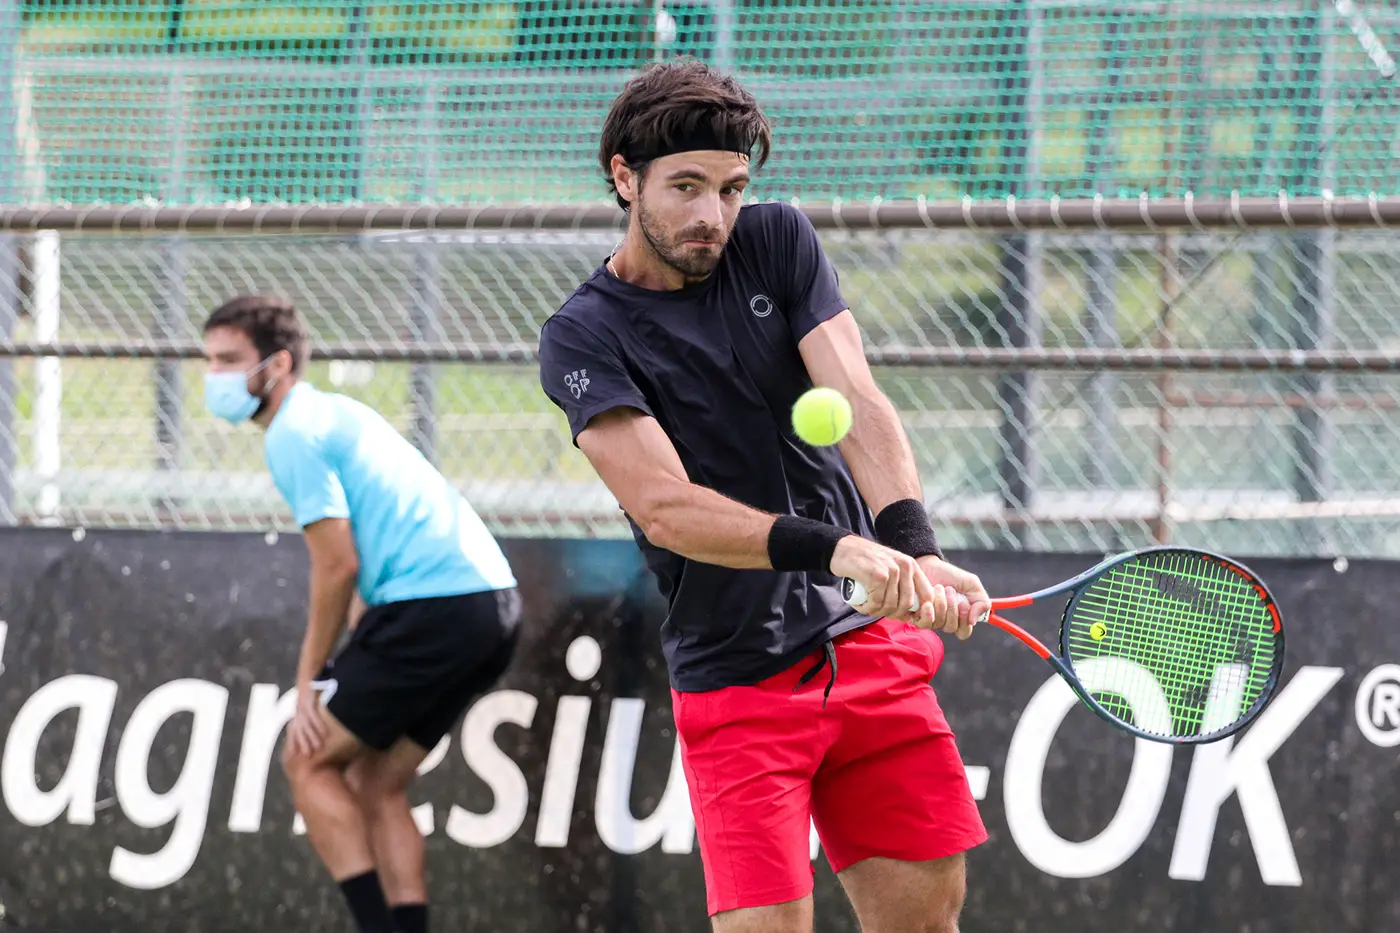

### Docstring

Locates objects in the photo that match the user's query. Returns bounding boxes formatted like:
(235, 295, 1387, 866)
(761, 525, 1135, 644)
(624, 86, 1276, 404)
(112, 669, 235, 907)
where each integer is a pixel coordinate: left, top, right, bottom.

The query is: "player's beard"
(636, 197, 728, 281)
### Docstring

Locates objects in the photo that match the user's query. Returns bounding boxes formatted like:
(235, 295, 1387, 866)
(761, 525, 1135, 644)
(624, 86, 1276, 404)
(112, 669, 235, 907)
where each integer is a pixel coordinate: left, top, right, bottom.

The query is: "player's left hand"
(917, 555, 989, 641)
(287, 686, 329, 758)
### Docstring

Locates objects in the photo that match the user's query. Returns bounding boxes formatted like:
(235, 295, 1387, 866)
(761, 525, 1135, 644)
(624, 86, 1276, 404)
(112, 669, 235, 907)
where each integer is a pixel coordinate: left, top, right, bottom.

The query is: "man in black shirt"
(538, 60, 990, 933)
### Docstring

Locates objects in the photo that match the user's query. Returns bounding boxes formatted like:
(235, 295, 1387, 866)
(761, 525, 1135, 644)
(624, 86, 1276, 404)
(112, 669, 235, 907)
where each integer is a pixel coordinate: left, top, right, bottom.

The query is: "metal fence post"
(155, 50, 189, 514)
(1083, 14, 1123, 498)
(0, 239, 15, 526)
(409, 241, 441, 468)
(1292, 9, 1337, 554)
(155, 236, 187, 506)
(0, 0, 19, 525)
(996, 0, 1042, 547)
(408, 81, 441, 466)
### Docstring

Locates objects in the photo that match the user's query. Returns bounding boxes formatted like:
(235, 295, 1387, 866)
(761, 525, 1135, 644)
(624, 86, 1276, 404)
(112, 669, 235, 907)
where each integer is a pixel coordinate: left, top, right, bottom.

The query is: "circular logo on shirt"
(749, 294, 774, 318)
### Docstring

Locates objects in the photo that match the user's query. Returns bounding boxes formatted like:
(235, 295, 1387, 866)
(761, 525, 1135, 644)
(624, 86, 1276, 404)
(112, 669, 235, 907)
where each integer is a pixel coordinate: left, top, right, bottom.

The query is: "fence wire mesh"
(4, 2, 1400, 556)
(6, 2, 1400, 204)
(2, 221, 1399, 557)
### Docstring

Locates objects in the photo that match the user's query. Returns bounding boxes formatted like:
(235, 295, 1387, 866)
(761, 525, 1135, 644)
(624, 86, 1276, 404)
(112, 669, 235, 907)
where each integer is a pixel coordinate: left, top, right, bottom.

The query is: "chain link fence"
(3, 2, 1400, 555)
(2, 206, 1398, 557)
(6, 3, 1400, 204)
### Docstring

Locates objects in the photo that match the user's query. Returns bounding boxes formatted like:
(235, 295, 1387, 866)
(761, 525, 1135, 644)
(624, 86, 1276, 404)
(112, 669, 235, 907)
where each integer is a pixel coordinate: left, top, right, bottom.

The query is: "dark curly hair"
(598, 59, 773, 210)
(202, 294, 309, 375)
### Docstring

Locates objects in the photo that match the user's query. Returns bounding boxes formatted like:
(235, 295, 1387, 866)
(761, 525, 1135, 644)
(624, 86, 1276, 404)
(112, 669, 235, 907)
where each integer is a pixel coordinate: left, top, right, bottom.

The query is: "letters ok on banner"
(0, 529, 1396, 933)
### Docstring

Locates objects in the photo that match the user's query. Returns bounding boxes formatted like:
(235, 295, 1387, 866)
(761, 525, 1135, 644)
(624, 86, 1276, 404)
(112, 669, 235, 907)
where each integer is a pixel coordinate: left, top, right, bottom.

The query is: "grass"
(24, 2, 519, 57)
(5, 349, 585, 481)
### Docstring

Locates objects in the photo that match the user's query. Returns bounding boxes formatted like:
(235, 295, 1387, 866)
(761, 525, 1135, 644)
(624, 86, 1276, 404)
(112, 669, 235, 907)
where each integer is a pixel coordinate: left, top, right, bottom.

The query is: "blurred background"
(1, 0, 1398, 558)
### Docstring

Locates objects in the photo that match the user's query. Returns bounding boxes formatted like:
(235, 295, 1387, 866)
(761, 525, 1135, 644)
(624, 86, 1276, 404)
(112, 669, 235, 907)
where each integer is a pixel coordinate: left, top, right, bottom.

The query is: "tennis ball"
(1089, 622, 1108, 641)
(792, 387, 853, 446)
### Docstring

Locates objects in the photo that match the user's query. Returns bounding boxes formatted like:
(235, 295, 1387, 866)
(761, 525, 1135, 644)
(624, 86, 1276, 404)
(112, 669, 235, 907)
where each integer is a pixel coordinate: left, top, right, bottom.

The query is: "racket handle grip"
(842, 578, 990, 624)
(843, 578, 883, 609)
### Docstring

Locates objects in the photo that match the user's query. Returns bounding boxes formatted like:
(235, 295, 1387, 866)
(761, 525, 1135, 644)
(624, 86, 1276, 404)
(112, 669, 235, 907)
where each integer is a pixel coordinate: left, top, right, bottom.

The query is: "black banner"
(0, 528, 1396, 932)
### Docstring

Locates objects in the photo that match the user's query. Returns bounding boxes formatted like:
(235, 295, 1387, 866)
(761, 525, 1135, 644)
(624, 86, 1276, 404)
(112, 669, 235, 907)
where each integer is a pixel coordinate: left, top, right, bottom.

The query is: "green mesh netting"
(6, 2, 1399, 205)
(1064, 550, 1281, 741)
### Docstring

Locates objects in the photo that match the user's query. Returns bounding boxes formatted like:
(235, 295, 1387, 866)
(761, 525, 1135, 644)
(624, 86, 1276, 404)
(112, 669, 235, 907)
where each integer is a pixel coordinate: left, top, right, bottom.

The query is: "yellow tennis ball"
(792, 387, 853, 446)
(1089, 622, 1108, 641)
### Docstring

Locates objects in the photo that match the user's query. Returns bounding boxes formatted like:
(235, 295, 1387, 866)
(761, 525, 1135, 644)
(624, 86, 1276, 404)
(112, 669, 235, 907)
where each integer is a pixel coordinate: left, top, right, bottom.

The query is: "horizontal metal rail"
(3, 340, 1399, 372)
(0, 195, 1398, 233)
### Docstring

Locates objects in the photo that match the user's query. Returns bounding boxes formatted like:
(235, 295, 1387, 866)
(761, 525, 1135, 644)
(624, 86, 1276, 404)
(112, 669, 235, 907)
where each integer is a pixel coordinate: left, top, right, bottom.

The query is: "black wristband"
(767, 515, 849, 573)
(874, 498, 944, 560)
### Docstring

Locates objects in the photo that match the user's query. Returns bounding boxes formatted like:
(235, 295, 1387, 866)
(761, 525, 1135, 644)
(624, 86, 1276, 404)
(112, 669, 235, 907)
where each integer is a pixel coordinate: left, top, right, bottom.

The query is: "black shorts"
(313, 588, 521, 752)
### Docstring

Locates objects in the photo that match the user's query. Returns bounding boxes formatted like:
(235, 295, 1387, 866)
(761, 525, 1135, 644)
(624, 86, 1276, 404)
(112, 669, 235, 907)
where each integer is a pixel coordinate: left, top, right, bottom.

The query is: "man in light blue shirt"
(202, 294, 519, 933)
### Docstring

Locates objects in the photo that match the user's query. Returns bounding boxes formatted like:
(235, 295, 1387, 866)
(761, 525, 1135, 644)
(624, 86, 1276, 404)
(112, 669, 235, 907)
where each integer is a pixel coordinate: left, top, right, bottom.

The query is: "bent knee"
(343, 756, 374, 797)
(864, 912, 960, 933)
(280, 739, 347, 786)
(347, 766, 413, 812)
(843, 854, 966, 933)
(358, 785, 411, 820)
(712, 897, 812, 933)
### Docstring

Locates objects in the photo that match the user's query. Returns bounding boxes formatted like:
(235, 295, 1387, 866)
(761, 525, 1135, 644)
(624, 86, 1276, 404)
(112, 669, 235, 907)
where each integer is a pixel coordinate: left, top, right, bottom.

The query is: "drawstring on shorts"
(794, 640, 838, 708)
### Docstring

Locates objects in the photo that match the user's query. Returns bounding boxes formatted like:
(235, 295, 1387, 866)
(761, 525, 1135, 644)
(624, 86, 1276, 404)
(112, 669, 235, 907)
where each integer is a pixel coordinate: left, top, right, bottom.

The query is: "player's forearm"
(296, 563, 358, 686)
(639, 482, 781, 569)
(839, 386, 923, 515)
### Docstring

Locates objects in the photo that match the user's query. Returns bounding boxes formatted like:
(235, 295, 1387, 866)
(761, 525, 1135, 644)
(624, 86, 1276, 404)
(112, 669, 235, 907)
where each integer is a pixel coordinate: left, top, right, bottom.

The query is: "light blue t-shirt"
(264, 382, 517, 606)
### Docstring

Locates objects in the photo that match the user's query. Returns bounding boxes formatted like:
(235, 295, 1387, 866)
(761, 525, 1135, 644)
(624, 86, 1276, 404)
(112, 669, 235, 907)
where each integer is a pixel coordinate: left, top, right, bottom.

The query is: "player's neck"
(608, 237, 701, 292)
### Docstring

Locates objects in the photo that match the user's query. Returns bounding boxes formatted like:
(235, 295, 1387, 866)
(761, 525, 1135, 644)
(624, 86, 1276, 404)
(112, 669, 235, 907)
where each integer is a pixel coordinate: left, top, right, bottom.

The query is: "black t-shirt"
(537, 202, 876, 692)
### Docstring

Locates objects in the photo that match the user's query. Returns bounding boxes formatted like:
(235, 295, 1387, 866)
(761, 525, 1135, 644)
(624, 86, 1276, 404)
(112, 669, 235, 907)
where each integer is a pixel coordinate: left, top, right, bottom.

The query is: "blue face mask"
(204, 358, 274, 424)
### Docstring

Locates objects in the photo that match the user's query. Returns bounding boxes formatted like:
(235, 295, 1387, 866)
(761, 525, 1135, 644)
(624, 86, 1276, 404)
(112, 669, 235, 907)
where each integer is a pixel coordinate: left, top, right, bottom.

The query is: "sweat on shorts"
(313, 588, 520, 751)
(671, 617, 989, 916)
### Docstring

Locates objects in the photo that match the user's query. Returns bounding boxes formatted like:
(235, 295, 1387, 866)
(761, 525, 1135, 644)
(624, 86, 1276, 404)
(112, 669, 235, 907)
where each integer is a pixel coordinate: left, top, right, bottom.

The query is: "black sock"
(338, 871, 396, 933)
(392, 903, 428, 933)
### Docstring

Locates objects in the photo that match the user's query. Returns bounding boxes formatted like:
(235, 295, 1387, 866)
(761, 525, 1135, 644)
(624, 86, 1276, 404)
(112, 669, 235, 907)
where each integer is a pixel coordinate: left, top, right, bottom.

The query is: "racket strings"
(1089, 562, 1268, 733)
(1090, 561, 1272, 734)
(1064, 552, 1278, 740)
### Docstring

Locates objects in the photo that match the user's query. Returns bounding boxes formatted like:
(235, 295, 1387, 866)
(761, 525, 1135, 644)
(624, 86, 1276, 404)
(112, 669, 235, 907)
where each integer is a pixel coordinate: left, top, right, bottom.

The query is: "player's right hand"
(829, 535, 939, 628)
(918, 554, 988, 641)
(287, 685, 329, 758)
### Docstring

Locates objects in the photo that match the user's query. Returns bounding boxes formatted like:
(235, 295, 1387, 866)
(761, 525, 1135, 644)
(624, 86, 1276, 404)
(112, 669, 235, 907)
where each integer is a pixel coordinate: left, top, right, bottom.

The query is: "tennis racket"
(844, 546, 1285, 745)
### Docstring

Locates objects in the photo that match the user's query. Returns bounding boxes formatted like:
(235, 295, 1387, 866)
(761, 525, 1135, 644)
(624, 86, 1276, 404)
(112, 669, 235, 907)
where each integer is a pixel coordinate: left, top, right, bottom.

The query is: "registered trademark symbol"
(1355, 664, 1400, 747)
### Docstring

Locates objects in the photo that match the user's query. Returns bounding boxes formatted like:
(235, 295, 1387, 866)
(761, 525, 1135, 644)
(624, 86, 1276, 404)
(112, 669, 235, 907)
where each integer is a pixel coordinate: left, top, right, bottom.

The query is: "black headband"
(624, 123, 757, 165)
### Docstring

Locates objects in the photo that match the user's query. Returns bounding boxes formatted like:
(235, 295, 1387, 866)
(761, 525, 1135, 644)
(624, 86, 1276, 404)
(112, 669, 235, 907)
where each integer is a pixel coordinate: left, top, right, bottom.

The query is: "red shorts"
(671, 618, 988, 916)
